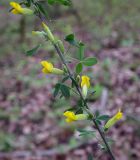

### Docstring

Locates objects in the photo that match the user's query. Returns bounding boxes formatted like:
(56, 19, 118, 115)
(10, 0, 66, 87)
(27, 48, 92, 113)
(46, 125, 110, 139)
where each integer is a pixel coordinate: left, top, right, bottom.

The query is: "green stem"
(53, 43, 116, 160)
(34, 7, 116, 160)
(93, 119, 115, 160)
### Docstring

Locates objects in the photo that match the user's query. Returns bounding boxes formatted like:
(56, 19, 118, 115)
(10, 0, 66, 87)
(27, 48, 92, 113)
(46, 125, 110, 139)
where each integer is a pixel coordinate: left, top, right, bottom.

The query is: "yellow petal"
(10, 2, 22, 9)
(66, 118, 73, 123)
(115, 110, 123, 120)
(41, 61, 53, 73)
(11, 9, 20, 14)
(63, 111, 77, 121)
(81, 75, 90, 88)
(10, 2, 33, 15)
(42, 68, 50, 74)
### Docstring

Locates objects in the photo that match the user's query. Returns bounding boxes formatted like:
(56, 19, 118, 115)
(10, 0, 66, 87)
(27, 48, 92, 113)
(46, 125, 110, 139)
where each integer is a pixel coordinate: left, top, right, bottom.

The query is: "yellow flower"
(10, 2, 33, 15)
(41, 61, 64, 75)
(42, 22, 55, 43)
(81, 75, 90, 99)
(104, 109, 123, 130)
(63, 111, 88, 123)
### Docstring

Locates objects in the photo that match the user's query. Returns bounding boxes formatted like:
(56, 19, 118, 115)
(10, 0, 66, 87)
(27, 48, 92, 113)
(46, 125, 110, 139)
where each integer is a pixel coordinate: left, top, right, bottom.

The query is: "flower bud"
(104, 109, 123, 131)
(42, 22, 55, 43)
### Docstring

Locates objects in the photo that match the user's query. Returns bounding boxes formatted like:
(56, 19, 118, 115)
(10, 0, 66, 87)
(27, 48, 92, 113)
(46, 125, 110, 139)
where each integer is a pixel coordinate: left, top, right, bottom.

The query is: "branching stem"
(53, 44, 115, 160)
(35, 8, 116, 160)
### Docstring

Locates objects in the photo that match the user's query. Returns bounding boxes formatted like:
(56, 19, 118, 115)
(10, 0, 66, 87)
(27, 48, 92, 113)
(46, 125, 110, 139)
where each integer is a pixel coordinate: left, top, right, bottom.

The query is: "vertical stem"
(53, 44, 115, 160)
(34, 8, 116, 160)
(93, 119, 115, 160)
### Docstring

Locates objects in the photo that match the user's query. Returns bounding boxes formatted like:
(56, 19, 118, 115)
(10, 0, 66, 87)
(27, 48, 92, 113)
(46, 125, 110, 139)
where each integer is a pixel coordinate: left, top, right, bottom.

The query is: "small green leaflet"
(48, 0, 71, 6)
(65, 34, 78, 46)
(53, 83, 70, 98)
(35, 2, 49, 18)
(75, 108, 83, 114)
(77, 43, 85, 60)
(77, 129, 96, 137)
(25, 0, 31, 7)
(61, 75, 70, 83)
(82, 57, 97, 66)
(26, 44, 42, 56)
(97, 115, 110, 121)
(75, 63, 83, 74)
(60, 84, 70, 98)
(53, 83, 61, 97)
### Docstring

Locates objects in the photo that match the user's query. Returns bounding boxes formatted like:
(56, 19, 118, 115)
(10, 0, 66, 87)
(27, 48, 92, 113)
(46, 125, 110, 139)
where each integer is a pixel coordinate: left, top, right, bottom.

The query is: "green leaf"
(77, 43, 85, 60)
(48, 0, 71, 6)
(62, 75, 70, 83)
(26, 44, 41, 56)
(66, 107, 75, 112)
(95, 110, 100, 118)
(57, 0, 71, 6)
(48, 0, 55, 5)
(77, 129, 96, 137)
(25, 0, 31, 7)
(60, 84, 70, 98)
(53, 83, 61, 97)
(95, 119, 101, 125)
(75, 63, 83, 74)
(35, 2, 49, 18)
(65, 34, 77, 46)
(75, 108, 83, 114)
(82, 57, 97, 66)
(97, 115, 110, 121)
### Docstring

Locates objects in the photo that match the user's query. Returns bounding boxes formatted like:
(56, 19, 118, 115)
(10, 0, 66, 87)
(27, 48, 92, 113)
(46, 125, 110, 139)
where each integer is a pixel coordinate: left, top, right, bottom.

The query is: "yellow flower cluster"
(42, 22, 55, 43)
(10, 2, 33, 15)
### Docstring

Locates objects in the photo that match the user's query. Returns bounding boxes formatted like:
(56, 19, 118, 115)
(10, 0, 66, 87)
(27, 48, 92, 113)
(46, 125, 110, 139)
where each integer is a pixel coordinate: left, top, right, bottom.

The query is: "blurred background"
(0, 0, 140, 159)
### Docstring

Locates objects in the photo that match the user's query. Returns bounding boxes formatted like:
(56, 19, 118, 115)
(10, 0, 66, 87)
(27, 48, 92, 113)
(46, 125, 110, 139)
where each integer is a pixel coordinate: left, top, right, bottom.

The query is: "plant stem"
(93, 119, 115, 160)
(53, 43, 116, 160)
(35, 9, 116, 160)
